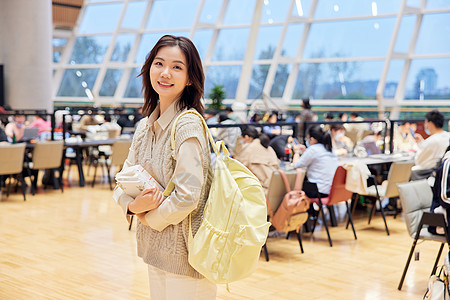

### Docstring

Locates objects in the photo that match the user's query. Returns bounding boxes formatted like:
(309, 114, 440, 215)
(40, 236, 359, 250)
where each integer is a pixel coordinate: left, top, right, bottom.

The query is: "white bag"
(424, 266, 449, 300)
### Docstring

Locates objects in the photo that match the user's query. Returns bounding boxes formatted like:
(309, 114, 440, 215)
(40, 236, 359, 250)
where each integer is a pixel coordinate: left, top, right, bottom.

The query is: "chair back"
(266, 168, 305, 213)
(385, 161, 414, 198)
(397, 180, 433, 237)
(345, 130, 359, 145)
(32, 140, 64, 169)
(110, 140, 131, 166)
(0, 143, 26, 175)
(327, 166, 353, 206)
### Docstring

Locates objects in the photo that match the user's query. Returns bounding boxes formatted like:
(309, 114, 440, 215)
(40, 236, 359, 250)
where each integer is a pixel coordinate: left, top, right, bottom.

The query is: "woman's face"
(150, 46, 189, 105)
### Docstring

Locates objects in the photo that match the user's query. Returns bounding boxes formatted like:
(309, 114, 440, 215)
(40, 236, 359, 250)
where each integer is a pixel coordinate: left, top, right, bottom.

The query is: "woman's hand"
(128, 186, 165, 214)
(293, 144, 306, 154)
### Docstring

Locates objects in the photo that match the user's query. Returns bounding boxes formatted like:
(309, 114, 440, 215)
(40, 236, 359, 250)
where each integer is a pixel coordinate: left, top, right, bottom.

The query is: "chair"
(0, 143, 27, 201)
(345, 130, 359, 146)
(26, 140, 64, 195)
(359, 161, 414, 236)
(397, 180, 450, 290)
(307, 166, 356, 247)
(263, 168, 306, 261)
(92, 140, 131, 190)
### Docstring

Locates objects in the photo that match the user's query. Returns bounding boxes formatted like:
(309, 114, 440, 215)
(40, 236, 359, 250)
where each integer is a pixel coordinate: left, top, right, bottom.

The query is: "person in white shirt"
(411, 109, 450, 180)
(293, 125, 338, 197)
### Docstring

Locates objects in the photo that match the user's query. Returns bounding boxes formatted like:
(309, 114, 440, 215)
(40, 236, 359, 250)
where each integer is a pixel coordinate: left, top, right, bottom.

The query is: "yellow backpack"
(164, 110, 270, 284)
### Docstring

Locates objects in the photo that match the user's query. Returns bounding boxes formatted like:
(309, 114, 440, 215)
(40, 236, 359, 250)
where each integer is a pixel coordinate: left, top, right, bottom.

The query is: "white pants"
(147, 264, 217, 300)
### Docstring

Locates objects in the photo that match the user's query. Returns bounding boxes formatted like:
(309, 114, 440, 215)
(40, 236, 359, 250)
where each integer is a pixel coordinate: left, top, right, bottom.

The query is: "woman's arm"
(144, 137, 206, 231)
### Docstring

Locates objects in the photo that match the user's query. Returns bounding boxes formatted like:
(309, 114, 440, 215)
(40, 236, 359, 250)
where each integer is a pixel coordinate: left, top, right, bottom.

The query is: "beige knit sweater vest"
(132, 109, 213, 278)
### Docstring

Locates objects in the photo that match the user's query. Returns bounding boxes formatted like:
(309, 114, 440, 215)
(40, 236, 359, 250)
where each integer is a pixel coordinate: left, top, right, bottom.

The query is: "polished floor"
(0, 172, 445, 299)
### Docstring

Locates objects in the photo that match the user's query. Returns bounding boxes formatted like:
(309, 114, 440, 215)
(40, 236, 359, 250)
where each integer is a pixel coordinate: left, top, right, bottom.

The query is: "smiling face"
(149, 46, 189, 106)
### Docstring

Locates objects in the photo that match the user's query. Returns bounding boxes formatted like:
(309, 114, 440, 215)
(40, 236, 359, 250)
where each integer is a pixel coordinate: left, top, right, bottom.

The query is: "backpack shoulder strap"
(441, 158, 450, 202)
(163, 110, 218, 196)
(278, 169, 291, 193)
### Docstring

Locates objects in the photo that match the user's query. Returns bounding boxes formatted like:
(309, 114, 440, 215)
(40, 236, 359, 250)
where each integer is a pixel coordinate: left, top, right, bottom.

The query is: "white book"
(115, 165, 164, 198)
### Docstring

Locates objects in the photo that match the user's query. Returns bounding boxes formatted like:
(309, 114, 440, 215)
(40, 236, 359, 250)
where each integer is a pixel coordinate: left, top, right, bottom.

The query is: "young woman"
(293, 125, 338, 198)
(114, 35, 215, 299)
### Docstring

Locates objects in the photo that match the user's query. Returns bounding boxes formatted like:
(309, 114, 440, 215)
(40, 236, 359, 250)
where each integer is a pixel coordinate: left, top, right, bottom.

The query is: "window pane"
(406, 0, 421, 7)
(124, 68, 143, 98)
(200, 0, 223, 24)
(254, 25, 283, 60)
(405, 58, 450, 100)
(416, 13, 450, 54)
(111, 34, 135, 62)
(53, 38, 67, 63)
(291, 0, 312, 17)
(99, 69, 123, 96)
(292, 61, 384, 99)
(281, 23, 304, 58)
(70, 35, 112, 64)
(384, 60, 404, 98)
(57, 69, 99, 97)
(314, 0, 401, 18)
(427, 0, 450, 9)
(79, 3, 123, 34)
(205, 65, 242, 99)
(394, 15, 415, 53)
(223, 0, 256, 25)
(135, 31, 189, 63)
(304, 18, 396, 58)
(212, 28, 250, 61)
(146, 0, 199, 29)
(248, 64, 270, 99)
(121, 1, 147, 29)
(270, 64, 292, 97)
(193, 29, 213, 59)
(261, 0, 290, 23)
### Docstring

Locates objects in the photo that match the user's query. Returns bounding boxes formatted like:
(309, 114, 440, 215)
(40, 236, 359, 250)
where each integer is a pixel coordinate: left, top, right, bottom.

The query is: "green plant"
(209, 85, 225, 110)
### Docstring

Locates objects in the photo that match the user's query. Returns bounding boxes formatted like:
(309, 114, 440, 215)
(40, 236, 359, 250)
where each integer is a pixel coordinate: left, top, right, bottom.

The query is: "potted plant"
(209, 85, 225, 110)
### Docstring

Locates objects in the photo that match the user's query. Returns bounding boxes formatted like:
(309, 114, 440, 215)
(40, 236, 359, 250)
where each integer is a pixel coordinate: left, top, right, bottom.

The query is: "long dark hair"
(307, 125, 332, 152)
(139, 35, 205, 117)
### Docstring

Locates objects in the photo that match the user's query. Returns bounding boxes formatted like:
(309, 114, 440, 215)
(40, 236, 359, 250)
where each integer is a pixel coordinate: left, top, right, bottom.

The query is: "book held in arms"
(114, 165, 163, 199)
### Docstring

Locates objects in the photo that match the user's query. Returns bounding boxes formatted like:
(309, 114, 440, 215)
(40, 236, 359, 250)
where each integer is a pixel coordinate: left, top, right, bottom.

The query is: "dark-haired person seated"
(236, 126, 279, 194)
(411, 110, 450, 180)
(293, 125, 338, 198)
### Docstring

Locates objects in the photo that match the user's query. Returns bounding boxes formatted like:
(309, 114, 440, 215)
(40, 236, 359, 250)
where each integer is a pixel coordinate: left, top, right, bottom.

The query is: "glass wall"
(53, 0, 450, 110)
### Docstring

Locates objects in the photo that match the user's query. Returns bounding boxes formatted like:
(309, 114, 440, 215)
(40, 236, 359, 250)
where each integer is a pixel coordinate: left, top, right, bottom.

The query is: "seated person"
(392, 122, 417, 152)
(236, 126, 279, 194)
(5, 114, 26, 142)
(269, 134, 290, 160)
(262, 113, 281, 138)
(29, 114, 51, 137)
(428, 146, 450, 235)
(293, 125, 338, 198)
(330, 124, 353, 156)
(411, 110, 450, 180)
(98, 115, 121, 138)
(216, 112, 241, 155)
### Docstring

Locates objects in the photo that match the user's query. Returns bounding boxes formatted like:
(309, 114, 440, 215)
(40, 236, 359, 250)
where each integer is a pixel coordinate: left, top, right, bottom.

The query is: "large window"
(53, 0, 450, 111)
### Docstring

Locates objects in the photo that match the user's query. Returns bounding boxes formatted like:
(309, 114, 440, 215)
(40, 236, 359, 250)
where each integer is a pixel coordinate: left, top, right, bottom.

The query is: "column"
(0, 0, 53, 112)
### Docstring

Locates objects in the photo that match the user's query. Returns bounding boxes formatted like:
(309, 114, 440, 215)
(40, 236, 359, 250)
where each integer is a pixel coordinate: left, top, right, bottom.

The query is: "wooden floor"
(0, 172, 446, 299)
